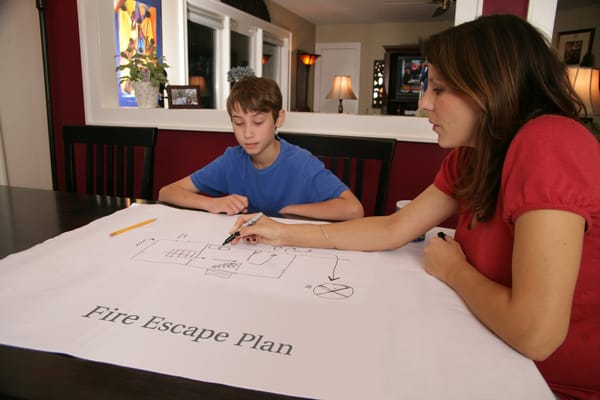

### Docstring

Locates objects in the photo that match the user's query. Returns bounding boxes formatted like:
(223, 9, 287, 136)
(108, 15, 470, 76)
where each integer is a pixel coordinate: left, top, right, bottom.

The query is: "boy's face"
(230, 104, 285, 158)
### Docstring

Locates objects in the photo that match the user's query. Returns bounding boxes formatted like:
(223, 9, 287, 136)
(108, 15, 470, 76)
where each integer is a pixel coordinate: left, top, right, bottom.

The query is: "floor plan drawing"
(132, 239, 344, 281)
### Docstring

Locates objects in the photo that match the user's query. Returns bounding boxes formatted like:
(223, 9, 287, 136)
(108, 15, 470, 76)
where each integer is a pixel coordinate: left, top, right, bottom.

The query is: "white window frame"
(77, 0, 291, 132)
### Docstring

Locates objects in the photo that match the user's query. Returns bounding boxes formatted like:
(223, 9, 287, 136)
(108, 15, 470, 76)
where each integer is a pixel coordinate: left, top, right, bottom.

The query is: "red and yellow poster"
(114, 0, 163, 107)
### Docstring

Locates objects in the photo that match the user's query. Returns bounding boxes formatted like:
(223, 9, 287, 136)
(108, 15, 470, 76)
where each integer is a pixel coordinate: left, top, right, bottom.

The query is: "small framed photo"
(556, 28, 595, 65)
(167, 85, 202, 109)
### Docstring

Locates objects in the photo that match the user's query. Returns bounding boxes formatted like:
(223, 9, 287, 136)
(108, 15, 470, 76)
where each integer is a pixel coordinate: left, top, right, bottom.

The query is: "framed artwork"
(114, 0, 163, 107)
(556, 28, 595, 65)
(167, 85, 202, 109)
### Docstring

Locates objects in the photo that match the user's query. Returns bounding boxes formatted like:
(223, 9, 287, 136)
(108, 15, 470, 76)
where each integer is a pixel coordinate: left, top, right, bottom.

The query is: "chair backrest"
(63, 125, 158, 200)
(279, 132, 396, 216)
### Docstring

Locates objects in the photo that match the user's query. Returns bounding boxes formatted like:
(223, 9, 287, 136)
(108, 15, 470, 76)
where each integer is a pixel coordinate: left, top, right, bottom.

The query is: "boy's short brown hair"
(226, 76, 282, 122)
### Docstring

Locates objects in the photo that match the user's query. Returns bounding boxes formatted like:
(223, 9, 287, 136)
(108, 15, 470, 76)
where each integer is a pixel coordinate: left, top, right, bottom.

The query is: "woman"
(229, 15, 600, 399)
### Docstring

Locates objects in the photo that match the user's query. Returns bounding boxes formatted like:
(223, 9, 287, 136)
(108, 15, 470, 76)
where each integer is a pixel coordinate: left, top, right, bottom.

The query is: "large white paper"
(0, 204, 552, 399)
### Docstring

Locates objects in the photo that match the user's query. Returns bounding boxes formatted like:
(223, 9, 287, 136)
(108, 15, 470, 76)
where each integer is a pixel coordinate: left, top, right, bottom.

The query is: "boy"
(158, 76, 364, 221)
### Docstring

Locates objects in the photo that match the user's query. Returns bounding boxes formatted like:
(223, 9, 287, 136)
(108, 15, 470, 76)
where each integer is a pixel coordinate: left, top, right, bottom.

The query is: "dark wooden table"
(0, 185, 302, 399)
(0, 185, 148, 259)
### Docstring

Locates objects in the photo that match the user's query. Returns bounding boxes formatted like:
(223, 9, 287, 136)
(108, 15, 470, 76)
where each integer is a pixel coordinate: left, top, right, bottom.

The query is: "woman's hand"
(423, 234, 468, 284)
(228, 213, 287, 246)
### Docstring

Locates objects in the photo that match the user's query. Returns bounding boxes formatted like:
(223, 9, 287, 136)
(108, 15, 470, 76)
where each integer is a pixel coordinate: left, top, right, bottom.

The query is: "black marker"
(437, 231, 447, 241)
(222, 212, 263, 246)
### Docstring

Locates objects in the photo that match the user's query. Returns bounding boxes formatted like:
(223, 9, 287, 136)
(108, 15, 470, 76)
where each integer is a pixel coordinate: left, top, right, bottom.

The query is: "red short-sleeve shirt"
(434, 115, 600, 399)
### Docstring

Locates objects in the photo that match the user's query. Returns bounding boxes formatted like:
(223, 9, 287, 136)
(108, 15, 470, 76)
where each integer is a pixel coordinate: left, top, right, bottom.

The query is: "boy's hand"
(207, 195, 248, 215)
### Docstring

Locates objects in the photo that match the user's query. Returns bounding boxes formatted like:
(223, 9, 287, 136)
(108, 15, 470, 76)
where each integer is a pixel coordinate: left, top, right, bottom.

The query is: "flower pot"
(132, 81, 159, 108)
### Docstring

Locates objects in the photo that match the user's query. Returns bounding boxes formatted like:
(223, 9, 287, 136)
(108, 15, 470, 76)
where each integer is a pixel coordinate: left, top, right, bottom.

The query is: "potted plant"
(116, 50, 169, 108)
(227, 66, 255, 85)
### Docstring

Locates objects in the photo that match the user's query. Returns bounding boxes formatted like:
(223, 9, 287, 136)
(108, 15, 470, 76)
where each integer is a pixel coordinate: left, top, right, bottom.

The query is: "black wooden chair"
(63, 125, 158, 200)
(278, 132, 396, 215)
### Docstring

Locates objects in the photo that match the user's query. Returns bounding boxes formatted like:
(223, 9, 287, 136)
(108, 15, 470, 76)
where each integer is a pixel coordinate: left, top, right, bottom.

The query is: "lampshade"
(567, 66, 600, 117)
(262, 54, 272, 65)
(326, 75, 357, 100)
(299, 53, 320, 66)
(326, 75, 357, 113)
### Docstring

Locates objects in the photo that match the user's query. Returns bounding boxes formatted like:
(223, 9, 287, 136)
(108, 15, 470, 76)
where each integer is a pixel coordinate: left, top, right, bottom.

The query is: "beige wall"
(266, 0, 316, 111)
(553, 2, 600, 126)
(316, 21, 452, 114)
(553, 3, 600, 68)
(267, 4, 446, 115)
(0, 0, 52, 189)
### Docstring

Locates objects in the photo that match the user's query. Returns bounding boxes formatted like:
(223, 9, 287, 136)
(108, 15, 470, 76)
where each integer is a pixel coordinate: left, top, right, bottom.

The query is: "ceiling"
(269, 0, 598, 25)
(269, 0, 456, 24)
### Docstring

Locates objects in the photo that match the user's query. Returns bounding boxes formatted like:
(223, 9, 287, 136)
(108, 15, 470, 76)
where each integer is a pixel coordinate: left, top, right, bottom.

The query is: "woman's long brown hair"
(421, 14, 584, 221)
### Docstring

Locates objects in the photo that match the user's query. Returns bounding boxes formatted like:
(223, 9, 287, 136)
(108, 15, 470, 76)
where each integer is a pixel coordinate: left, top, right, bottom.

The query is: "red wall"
(44, 1, 451, 220)
(482, 0, 529, 17)
(45, 0, 85, 191)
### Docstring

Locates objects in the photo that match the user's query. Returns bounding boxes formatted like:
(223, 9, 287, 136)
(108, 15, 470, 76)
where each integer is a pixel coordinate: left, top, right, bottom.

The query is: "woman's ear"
(275, 109, 286, 128)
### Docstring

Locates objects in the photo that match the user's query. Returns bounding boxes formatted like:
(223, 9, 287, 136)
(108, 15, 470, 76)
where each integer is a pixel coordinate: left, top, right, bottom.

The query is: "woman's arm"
(235, 184, 458, 251)
(278, 189, 364, 221)
(424, 209, 584, 360)
(158, 176, 249, 215)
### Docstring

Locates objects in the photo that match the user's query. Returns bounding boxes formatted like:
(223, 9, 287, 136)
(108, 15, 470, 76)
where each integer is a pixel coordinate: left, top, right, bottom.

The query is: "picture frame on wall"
(556, 28, 595, 65)
(167, 85, 202, 109)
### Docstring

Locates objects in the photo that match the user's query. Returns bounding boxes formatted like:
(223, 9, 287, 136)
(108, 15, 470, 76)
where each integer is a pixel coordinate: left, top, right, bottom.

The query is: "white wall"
(0, 0, 52, 189)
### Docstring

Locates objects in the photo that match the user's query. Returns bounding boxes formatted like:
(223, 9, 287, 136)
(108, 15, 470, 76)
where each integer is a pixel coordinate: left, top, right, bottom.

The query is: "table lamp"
(326, 75, 357, 113)
(567, 66, 600, 120)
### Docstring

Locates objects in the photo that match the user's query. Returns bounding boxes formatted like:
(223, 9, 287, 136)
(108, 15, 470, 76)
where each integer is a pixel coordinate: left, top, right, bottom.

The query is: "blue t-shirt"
(189, 137, 349, 216)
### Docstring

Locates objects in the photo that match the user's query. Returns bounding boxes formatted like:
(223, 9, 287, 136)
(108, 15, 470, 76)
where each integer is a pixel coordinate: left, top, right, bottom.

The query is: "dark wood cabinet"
(383, 45, 425, 116)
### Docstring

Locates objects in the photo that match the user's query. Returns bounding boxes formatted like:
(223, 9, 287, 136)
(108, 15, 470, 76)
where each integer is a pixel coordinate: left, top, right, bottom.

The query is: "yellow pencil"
(109, 218, 157, 237)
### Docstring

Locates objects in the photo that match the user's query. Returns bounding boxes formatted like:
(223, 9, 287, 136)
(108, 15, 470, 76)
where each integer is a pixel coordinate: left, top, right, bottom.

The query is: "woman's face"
(419, 64, 480, 148)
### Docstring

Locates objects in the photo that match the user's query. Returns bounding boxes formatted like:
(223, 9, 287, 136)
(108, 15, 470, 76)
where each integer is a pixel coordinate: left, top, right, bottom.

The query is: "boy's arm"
(278, 189, 364, 221)
(158, 176, 248, 215)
